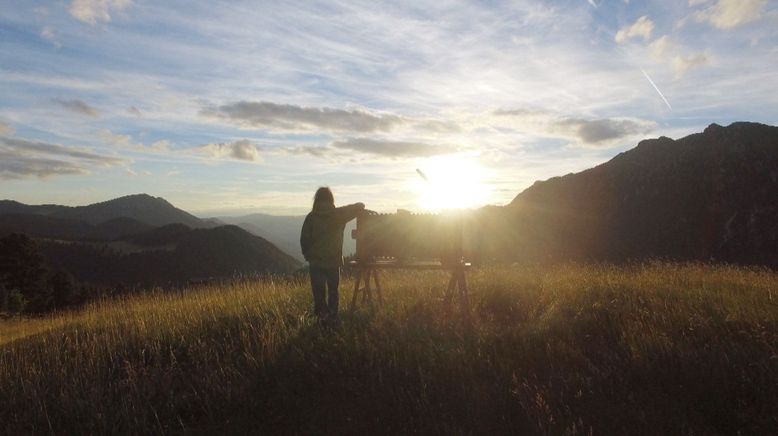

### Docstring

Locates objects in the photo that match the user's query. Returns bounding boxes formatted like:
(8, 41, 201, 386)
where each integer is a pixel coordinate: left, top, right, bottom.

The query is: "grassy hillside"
(1, 263, 777, 434)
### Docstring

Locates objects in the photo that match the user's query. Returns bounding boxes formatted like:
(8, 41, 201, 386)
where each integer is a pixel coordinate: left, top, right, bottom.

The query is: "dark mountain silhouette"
(0, 195, 302, 287)
(85, 217, 155, 241)
(0, 214, 154, 241)
(0, 213, 94, 240)
(479, 121, 778, 267)
(0, 200, 69, 216)
(48, 194, 206, 227)
(37, 224, 300, 286)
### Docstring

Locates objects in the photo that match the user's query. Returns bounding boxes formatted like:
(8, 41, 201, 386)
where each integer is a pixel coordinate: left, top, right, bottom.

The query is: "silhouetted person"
(300, 187, 365, 325)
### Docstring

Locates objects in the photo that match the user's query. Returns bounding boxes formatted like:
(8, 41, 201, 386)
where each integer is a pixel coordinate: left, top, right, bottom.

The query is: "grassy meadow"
(1, 262, 777, 435)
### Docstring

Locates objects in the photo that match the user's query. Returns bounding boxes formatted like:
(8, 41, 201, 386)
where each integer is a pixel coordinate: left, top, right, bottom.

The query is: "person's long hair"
(312, 186, 334, 210)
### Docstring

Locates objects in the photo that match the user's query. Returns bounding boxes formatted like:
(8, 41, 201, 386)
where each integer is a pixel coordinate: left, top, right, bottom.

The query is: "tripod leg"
(444, 270, 457, 306)
(350, 269, 363, 311)
(364, 268, 373, 306)
(372, 269, 383, 305)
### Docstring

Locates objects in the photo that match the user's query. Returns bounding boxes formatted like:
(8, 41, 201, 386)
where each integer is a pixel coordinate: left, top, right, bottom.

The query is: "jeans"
(309, 266, 340, 319)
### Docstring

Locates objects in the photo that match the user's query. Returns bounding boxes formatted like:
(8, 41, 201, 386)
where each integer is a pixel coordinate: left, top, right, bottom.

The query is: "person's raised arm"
(335, 202, 365, 222)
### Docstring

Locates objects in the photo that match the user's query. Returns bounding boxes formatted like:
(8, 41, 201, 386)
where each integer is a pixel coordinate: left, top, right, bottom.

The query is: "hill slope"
(488, 122, 778, 266)
(2, 264, 776, 434)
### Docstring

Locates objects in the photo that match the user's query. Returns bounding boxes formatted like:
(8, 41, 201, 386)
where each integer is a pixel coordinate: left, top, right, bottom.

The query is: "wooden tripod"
(348, 262, 470, 311)
(350, 266, 383, 309)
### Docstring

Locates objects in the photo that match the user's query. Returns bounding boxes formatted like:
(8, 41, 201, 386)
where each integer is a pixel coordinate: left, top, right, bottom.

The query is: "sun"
(412, 155, 492, 211)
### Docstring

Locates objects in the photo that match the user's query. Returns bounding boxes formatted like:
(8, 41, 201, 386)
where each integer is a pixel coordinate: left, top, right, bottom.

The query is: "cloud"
(615, 16, 655, 43)
(551, 118, 656, 145)
(673, 52, 711, 77)
(693, 0, 766, 29)
(98, 128, 132, 147)
(648, 35, 673, 60)
(98, 129, 170, 153)
(201, 101, 406, 133)
(330, 138, 458, 158)
(199, 139, 260, 161)
(40, 27, 61, 48)
(283, 145, 332, 158)
(492, 110, 656, 146)
(69, 0, 133, 25)
(0, 122, 13, 136)
(0, 136, 124, 179)
(54, 98, 99, 117)
(646, 36, 710, 78)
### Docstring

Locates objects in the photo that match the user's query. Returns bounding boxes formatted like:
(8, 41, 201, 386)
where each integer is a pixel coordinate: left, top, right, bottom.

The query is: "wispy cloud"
(0, 122, 13, 136)
(330, 138, 459, 158)
(39, 26, 61, 48)
(54, 98, 100, 117)
(201, 101, 407, 133)
(692, 0, 766, 29)
(0, 136, 124, 179)
(615, 16, 655, 43)
(68, 0, 133, 25)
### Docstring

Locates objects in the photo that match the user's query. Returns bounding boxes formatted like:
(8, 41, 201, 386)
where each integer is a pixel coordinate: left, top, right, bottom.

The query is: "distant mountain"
(0, 200, 69, 216)
(49, 194, 205, 227)
(0, 195, 302, 286)
(0, 194, 207, 228)
(480, 122, 778, 267)
(217, 213, 356, 262)
(0, 213, 155, 242)
(38, 224, 301, 286)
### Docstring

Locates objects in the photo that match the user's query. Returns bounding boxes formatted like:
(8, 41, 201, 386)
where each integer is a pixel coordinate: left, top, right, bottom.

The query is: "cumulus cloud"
(0, 136, 124, 179)
(69, 0, 133, 25)
(54, 98, 99, 117)
(201, 101, 407, 133)
(615, 16, 654, 43)
(330, 138, 458, 158)
(692, 0, 766, 29)
(199, 139, 260, 161)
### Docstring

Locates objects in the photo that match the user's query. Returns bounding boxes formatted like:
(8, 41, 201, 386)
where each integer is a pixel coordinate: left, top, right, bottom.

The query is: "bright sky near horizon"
(1, 0, 776, 215)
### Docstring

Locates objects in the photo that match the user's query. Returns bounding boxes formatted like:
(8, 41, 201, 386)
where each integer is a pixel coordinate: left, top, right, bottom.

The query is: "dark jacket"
(300, 202, 364, 268)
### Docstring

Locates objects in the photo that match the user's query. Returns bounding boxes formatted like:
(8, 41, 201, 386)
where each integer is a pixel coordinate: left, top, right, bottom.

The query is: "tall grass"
(1, 262, 777, 434)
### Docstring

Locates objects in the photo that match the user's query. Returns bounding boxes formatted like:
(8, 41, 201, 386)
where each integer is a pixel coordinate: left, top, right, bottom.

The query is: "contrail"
(641, 68, 672, 110)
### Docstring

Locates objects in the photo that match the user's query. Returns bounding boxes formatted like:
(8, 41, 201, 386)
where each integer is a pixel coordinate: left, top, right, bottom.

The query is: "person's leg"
(309, 266, 327, 319)
(325, 267, 341, 319)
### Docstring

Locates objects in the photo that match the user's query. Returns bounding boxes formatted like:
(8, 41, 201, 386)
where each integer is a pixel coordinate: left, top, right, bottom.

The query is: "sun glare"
(412, 155, 492, 211)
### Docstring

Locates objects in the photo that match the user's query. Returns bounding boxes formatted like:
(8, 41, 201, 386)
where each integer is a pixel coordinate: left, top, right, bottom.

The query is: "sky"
(1, 0, 776, 216)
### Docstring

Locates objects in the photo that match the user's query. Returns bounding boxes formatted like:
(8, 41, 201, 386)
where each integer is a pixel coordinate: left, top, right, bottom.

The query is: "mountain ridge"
(500, 121, 778, 266)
